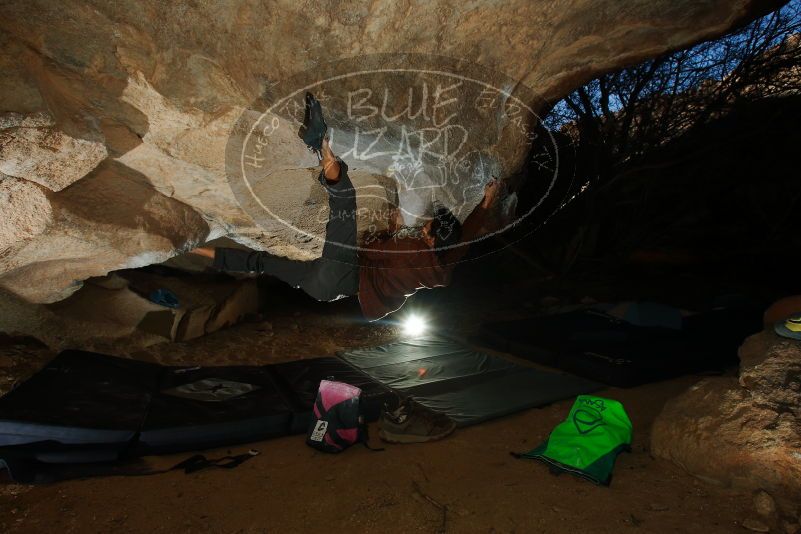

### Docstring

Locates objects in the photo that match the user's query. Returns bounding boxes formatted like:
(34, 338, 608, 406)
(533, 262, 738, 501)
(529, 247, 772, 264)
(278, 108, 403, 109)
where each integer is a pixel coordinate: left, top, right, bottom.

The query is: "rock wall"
(651, 330, 801, 529)
(0, 0, 785, 305)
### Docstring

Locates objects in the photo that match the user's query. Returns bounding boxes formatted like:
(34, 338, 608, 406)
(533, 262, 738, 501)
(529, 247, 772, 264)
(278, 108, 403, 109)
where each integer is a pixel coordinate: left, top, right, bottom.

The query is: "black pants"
(214, 160, 360, 302)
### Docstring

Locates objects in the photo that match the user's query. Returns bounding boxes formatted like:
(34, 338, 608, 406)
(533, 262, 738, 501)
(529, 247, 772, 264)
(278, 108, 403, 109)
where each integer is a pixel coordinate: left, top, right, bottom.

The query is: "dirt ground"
(0, 278, 760, 533)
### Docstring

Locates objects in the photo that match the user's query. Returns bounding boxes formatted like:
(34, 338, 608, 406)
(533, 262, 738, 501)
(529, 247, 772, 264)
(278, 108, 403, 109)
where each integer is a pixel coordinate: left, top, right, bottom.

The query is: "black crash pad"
(476, 308, 761, 387)
(0, 350, 394, 481)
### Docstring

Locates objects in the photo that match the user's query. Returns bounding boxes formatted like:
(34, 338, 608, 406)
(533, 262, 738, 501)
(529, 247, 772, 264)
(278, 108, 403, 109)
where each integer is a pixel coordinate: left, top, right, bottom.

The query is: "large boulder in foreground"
(651, 330, 801, 523)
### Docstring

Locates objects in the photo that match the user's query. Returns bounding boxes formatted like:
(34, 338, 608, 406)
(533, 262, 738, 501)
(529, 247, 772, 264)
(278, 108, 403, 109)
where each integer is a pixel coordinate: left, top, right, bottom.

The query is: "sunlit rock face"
(0, 0, 782, 304)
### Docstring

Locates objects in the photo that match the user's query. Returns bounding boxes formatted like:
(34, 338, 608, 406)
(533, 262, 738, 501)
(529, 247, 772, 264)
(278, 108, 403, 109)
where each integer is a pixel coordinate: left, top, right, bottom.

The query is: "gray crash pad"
(339, 336, 602, 426)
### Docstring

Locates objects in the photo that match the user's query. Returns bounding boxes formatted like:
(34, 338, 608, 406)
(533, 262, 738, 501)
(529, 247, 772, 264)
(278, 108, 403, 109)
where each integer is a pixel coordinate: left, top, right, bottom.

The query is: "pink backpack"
(306, 380, 366, 453)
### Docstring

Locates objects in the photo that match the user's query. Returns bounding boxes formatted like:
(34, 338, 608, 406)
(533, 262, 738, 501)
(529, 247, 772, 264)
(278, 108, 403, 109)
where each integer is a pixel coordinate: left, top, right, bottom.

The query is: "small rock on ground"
(742, 518, 770, 532)
(754, 490, 777, 518)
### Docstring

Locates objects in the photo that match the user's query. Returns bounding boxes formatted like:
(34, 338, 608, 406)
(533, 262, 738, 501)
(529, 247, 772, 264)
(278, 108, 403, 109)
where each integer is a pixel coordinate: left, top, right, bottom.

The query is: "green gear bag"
(515, 395, 632, 485)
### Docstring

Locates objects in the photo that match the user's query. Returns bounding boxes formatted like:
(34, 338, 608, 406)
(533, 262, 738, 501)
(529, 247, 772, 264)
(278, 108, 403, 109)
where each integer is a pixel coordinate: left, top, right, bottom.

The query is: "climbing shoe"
(378, 399, 456, 444)
(299, 91, 327, 152)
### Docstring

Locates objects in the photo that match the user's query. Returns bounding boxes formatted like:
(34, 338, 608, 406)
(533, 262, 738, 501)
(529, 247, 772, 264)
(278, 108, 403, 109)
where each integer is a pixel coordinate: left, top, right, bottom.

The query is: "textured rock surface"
(0, 0, 783, 304)
(651, 330, 801, 517)
(0, 176, 52, 251)
(0, 112, 107, 192)
(0, 160, 210, 303)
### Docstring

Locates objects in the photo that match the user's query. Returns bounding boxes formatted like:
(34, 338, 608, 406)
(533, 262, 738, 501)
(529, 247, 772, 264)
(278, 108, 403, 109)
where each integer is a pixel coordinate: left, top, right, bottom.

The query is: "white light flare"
(402, 314, 427, 337)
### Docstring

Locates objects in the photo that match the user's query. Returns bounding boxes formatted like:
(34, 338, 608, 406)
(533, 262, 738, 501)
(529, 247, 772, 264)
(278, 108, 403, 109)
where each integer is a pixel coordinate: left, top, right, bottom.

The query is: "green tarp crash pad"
(514, 395, 632, 485)
(0, 350, 395, 482)
(339, 336, 602, 427)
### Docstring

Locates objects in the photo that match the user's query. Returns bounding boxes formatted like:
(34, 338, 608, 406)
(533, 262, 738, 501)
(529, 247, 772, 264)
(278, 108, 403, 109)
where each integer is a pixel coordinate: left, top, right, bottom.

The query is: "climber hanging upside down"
(191, 93, 502, 321)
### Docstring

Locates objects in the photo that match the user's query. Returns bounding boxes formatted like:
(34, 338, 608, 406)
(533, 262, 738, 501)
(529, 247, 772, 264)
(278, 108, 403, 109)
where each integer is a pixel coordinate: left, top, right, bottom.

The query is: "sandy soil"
(0, 281, 757, 533)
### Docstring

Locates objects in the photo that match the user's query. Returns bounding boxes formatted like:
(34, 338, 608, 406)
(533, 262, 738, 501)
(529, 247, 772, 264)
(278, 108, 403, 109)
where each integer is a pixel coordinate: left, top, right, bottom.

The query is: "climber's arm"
(459, 178, 502, 243)
(436, 179, 503, 265)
